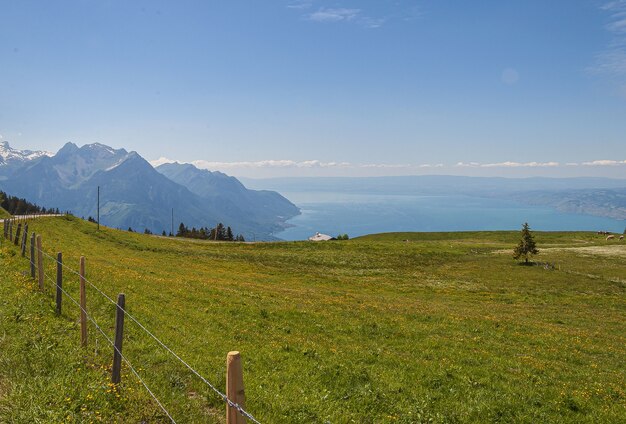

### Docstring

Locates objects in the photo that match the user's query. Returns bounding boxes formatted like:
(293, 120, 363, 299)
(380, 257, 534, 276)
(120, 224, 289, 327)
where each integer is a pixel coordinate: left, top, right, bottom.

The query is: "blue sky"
(1, 0, 625, 178)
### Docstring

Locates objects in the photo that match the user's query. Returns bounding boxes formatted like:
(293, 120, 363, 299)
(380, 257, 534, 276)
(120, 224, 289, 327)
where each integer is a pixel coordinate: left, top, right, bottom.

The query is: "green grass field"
(0, 216, 624, 423)
(0, 207, 11, 219)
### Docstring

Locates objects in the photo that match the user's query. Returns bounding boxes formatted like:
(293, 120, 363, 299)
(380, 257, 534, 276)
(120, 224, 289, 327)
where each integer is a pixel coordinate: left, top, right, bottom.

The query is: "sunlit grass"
(0, 216, 624, 422)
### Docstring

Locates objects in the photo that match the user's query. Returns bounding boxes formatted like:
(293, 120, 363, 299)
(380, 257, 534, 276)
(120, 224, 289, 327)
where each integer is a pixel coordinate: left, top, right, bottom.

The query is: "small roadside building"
(308, 232, 335, 241)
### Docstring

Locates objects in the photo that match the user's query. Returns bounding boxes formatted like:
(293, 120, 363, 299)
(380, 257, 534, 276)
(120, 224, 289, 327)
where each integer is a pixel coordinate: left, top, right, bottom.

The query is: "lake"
(273, 191, 626, 241)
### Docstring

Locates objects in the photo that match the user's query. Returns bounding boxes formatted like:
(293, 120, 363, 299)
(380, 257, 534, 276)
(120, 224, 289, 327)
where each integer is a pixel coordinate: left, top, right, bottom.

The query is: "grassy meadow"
(0, 215, 624, 423)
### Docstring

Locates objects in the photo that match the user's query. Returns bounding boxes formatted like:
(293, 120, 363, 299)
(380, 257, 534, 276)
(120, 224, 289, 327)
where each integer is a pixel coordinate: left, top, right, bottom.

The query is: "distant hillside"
(0, 142, 299, 239)
(244, 175, 626, 222)
(511, 188, 626, 220)
(242, 175, 626, 195)
(156, 163, 300, 230)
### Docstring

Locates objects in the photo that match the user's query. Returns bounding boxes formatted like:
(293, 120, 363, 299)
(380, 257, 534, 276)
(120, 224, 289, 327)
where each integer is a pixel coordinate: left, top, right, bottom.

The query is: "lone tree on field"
(513, 222, 538, 264)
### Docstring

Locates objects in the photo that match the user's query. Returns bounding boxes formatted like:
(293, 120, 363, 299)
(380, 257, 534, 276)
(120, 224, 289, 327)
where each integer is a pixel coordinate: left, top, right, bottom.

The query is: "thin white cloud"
(296, 4, 386, 28)
(191, 159, 413, 170)
(607, 17, 626, 33)
(592, 48, 626, 76)
(360, 163, 413, 169)
(308, 8, 360, 22)
(149, 157, 626, 173)
(150, 156, 177, 167)
(581, 159, 626, 166)
(287, 1, 312, 10)
(191, 159, 351, 169)
(455, 161, 560, 168)
(455, 160, 626, 168)
(593, 2, 626, 90)
(150, 157, 433, 170)
(359, 16, 386, 29)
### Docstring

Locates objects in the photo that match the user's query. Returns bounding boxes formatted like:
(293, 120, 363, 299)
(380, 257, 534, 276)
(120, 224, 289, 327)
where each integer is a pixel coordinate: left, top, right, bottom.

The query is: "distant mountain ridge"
(0, 141, 300, 239)
(0, 141, 52, 179)
(511, 188, 626, 220)
(244, 175, 626, 222)
(156, 163, 300, 229)
(242, 175, 626, 195)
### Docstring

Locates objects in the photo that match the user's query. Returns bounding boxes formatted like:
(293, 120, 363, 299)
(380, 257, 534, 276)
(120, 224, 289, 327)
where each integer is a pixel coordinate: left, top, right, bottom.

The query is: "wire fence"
(5, 216, 260, 423)
(42, 271, 177, 423)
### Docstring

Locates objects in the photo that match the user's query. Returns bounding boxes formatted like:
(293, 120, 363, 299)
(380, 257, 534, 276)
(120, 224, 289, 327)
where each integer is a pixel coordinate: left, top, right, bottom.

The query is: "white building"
(308, 232, 335, 241)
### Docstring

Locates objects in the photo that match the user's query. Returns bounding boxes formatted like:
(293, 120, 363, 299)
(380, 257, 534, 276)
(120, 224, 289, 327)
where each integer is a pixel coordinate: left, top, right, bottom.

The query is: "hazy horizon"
(2, 138, 626, 180)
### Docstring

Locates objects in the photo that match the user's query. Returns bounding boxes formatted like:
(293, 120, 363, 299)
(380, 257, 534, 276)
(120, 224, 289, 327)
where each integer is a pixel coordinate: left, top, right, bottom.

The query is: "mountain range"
(0, 142, 299, 239)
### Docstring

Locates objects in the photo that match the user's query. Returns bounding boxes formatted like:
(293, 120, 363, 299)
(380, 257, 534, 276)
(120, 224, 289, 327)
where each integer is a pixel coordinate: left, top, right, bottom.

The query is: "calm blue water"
(274, 192, 625, 241)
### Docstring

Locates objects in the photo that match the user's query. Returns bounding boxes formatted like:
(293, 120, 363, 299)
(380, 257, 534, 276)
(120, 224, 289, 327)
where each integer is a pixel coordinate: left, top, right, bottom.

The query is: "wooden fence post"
(80, 256, 87, 347)
(226, 351, 246, 424)
(30, 233, 36, 279)
(9, 219, 13, 241)
(20, 224, 28, 256)
(14, 223, 21, 245)
(3, 219, 7, 239)
(56, 252, 62, 315)
(36, 235, 44, 290)
(111, 293, 126, 385)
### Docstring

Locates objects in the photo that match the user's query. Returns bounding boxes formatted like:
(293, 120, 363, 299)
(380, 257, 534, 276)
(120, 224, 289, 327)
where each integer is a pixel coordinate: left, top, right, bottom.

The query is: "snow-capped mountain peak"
(0, 141, 53, 164)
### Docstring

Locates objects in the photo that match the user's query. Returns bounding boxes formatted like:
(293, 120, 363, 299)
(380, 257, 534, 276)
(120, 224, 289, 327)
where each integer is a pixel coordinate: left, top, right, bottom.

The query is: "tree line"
(0, 190, 64, 215)
(175, 222, 244, 241)
(128, 222, 245, 241)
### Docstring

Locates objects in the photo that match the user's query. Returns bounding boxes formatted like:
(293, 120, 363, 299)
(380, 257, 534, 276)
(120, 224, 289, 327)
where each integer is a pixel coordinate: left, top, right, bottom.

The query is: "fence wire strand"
(42, 272, 177, 423)
(35, 243, 260, 423)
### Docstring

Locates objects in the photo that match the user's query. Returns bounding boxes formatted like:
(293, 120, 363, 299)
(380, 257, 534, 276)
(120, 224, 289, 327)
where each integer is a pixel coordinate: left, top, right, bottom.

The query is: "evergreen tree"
(168, 221, 241, 242)
(128, 227, 134, 232)
(177, 222, 187, 237)
(513, 222, 538, 264)
(162, 230, 167, 236)
(15, 199, 26, 215)
(215, 223, 226, 240)
(0, 190, 53, 215)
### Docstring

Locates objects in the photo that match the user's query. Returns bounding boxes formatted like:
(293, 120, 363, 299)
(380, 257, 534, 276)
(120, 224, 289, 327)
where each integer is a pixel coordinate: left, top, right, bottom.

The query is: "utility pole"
(171, 208, 173, 236)
(97, 186, 100, 230)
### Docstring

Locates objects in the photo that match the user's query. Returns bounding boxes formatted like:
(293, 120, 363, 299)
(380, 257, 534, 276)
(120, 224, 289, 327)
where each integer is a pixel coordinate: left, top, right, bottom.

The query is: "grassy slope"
(0, 217, 624, 423)
(0, 207, 11, 219)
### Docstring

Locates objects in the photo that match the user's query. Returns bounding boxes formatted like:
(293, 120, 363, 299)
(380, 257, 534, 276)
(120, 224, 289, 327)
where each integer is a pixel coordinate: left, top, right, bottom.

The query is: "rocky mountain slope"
(0, 142, 299, 239)
(0, 141, 52, 179)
